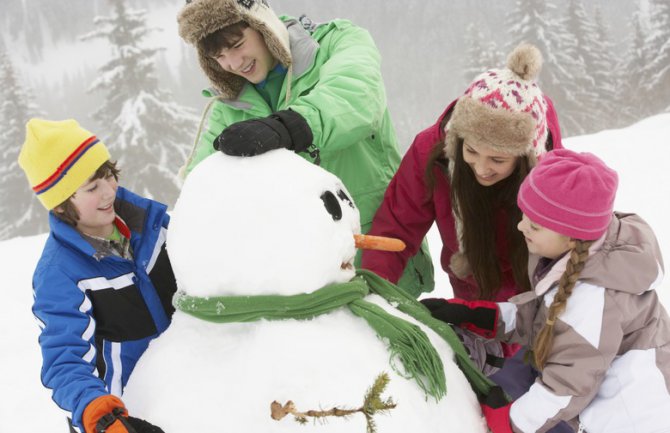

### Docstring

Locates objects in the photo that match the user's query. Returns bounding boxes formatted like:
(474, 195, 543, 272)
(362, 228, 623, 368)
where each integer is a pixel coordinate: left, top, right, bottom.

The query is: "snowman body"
(123, 151, 487, 432)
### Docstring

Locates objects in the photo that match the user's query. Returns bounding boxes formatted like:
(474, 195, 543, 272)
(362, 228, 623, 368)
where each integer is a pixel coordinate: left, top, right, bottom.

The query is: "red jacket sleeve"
(544, 95, 563, 150)
(361, 128, 439, 282)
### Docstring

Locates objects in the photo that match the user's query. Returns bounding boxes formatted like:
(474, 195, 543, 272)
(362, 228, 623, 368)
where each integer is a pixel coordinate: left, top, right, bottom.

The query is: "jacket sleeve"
(361, 139, 435, 283)
(494, 292, 541, 346)
(288, 21, 387, 153)
(506, 284, 623, 432)
(33, 266, 108, 430)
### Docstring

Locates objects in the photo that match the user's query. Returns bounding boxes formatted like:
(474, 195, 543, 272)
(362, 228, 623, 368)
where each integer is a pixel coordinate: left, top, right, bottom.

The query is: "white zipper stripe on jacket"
(146, 227, 167, 273)
(79, 290, 97, 364)
(110, 342, 122, 396)
(77, 273, 135, 292)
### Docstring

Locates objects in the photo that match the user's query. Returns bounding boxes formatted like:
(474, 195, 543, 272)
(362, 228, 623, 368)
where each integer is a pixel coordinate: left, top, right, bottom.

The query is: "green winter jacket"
(184, 17, 434, 296)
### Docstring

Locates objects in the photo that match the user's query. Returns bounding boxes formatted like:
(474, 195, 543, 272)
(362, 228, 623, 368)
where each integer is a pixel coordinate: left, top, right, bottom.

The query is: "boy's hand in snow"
(124, 416, 164, 433)
(214, 109, 313, 156)
(83, 395, 164, 433)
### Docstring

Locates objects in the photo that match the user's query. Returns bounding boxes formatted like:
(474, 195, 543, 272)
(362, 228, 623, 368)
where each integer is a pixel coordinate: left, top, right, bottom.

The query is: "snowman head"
(167, 150, 362, 297)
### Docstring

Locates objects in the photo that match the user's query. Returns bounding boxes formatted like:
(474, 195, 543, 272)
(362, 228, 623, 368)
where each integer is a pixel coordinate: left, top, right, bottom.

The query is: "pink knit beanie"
(517, 149, 618, 240)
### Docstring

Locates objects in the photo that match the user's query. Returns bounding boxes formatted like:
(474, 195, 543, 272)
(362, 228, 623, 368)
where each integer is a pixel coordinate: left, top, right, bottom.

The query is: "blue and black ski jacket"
(32, 187, 177, 431)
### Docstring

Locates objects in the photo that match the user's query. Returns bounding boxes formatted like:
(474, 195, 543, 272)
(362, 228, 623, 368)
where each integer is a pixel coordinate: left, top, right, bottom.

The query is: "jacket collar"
(49, 187, 149, 260)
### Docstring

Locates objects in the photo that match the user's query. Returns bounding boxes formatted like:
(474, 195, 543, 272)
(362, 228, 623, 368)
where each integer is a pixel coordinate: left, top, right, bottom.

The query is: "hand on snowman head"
(83, 395, 164, 433)
(214, 109, 313, 157)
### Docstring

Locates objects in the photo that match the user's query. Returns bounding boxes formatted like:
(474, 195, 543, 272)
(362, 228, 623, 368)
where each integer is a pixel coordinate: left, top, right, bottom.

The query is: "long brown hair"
(425, 131, 531, 299)
(532, 239, 594, 369)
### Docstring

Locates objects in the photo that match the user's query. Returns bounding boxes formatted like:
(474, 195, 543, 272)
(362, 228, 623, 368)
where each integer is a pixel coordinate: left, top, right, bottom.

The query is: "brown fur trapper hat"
(445, 43, 548, 168)
(178, 0, 292, 99)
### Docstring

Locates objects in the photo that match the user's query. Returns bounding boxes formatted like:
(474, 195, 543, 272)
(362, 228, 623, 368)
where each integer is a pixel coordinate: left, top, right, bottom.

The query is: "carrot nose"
(354, 234, 406, 252)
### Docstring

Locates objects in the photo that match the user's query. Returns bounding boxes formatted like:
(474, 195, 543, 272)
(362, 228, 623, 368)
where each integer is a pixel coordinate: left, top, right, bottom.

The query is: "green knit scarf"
(174, 269, 496, 401)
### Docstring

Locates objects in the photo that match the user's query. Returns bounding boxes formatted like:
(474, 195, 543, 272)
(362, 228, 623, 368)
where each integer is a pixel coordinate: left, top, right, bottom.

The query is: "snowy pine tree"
(619, 8, 649, 124)
(0, 48, 48, 240)
(463, 23, 503, 82)
(642, 0, 670, 113)
(590, 6, 619, 130)
(81, 0, 198, 206)
(505, 0, 585, 136)
(561, 0, 602, 133)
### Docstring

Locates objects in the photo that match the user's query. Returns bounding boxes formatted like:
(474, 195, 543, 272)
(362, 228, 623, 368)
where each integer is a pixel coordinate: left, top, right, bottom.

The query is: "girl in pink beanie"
(423, 149, 670, 432)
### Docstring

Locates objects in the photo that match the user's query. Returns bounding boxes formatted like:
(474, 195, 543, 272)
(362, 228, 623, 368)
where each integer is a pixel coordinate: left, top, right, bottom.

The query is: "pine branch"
(270, 372, 397, 433)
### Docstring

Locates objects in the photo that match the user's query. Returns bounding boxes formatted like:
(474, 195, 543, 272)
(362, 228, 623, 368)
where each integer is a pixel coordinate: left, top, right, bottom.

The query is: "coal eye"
(337, 189, 355, 209)
(320, 191, 342, 221)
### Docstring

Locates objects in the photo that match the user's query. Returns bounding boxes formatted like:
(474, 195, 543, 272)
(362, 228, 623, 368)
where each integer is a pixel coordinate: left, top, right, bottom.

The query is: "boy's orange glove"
(82, 395, 164, 433)
(83, 395, 129, 433)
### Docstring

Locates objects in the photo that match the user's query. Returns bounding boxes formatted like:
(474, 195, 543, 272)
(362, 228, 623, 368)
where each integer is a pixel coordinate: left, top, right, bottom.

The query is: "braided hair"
(532, 239, 594, 370)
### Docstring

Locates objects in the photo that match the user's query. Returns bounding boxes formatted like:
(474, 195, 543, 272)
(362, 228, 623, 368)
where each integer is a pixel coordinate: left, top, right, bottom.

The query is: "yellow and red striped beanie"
(18, 119, 111, 210)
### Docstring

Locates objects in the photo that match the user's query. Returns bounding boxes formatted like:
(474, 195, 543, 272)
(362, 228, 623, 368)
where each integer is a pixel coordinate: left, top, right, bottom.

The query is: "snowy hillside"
(2, 114, 669, 432)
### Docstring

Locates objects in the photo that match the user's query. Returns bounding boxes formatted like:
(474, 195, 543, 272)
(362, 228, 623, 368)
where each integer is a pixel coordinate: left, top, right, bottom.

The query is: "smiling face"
(213, 27, 277, 84)
(60, 171, 119, 238)
(462, 139, 519, 186)
(517, 213, 574, 259)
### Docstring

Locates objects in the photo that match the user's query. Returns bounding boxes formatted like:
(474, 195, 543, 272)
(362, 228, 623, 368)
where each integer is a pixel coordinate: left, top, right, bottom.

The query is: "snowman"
(123, 150, 490, 432)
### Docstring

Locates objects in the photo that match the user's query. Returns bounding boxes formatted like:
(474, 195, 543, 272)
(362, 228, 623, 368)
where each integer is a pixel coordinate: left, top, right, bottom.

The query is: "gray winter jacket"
(496, 212, 670, 433)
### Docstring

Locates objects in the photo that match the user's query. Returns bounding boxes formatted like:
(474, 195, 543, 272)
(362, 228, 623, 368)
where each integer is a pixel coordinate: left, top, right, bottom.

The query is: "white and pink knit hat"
(445, 43, 549, 166)
(518, 149, 618, 240)
(446, 43, 551, 279)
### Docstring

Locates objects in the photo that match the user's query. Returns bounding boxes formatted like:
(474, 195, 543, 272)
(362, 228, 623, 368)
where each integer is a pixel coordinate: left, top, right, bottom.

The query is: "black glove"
(93, 407, 164, 433)
(420, 297, 499, 338)
(125, 416, 165, 433)
(214, 109, 313, 156)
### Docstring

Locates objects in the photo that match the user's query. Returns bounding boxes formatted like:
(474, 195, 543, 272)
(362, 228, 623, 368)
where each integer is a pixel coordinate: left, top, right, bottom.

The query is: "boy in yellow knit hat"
(19, 119, 175, 433)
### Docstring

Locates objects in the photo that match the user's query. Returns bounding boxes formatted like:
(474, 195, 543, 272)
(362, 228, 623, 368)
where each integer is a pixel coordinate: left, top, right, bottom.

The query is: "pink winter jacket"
(498, 213, 670, 433)
(361, 97, 563, 302)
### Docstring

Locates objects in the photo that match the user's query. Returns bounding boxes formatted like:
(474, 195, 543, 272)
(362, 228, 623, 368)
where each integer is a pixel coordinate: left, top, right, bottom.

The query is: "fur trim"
(444, 97, 536, 159)
(506, 43, 543, 81)
(449, 251, 472, 279)
(178, 0, 291, 99)
(442, 43, 547, 281)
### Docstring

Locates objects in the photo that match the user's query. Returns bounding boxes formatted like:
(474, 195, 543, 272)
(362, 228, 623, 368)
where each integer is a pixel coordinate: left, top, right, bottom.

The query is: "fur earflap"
(506, 43, 543, 81)
(449, 251, 472, 279)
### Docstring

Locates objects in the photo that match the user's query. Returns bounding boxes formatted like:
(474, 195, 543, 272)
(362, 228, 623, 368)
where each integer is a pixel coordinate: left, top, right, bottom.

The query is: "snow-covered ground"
(1, 114, 669, 432)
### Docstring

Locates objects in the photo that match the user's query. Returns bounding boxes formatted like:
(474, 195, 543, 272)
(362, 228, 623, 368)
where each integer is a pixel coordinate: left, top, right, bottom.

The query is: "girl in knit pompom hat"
(362, 42, 564, 413)
(19, 118, 177, 433)
(423, 149, 670, 433)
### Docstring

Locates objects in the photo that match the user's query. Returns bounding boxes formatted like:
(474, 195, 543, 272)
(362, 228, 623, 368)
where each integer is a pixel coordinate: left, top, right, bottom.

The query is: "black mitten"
(214, 109, 313, 156)
(125, 416, 165, 433)
(420, 297, 499, 338)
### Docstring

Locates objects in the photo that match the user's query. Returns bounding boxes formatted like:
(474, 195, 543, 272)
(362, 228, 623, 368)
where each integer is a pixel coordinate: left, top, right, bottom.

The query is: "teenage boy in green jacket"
(177, 0, 433, 296)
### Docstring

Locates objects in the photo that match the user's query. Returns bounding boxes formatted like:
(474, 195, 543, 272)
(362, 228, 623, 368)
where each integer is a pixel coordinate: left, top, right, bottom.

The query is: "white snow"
(1, 115, 670, 432)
